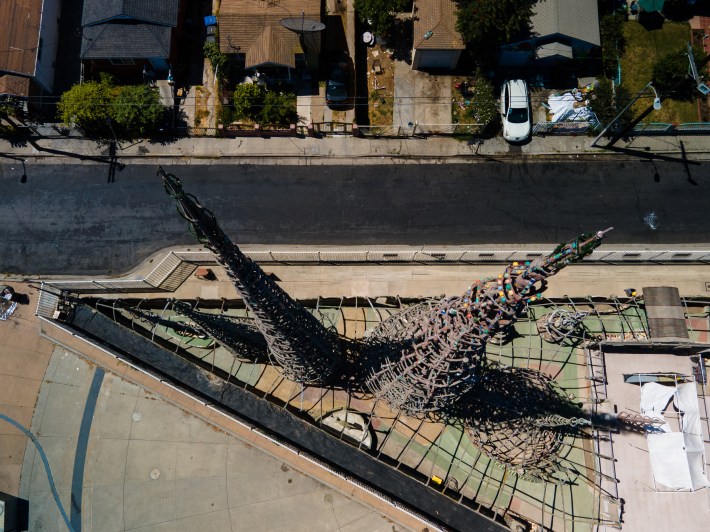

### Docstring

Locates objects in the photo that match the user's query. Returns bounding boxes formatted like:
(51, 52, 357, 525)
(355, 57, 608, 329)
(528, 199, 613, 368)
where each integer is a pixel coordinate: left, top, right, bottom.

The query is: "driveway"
(393, 62, 452, 134)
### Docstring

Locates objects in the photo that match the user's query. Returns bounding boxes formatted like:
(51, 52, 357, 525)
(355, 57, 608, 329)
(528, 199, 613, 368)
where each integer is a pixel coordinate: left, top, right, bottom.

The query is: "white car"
(500, 79, 531, 143)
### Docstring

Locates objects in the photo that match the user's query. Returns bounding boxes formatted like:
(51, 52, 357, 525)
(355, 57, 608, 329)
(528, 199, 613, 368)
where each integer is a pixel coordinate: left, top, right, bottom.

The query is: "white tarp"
(641, 381, 710, 491)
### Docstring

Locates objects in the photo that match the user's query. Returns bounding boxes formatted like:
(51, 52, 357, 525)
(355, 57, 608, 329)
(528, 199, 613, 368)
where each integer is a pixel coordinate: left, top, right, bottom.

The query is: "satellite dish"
(280, 18, 325, 34)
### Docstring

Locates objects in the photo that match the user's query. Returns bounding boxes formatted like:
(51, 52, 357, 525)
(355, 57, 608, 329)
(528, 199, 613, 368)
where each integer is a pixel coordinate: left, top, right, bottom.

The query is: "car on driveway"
(326, 52, 349, 106)
(500, 79, 531, 143)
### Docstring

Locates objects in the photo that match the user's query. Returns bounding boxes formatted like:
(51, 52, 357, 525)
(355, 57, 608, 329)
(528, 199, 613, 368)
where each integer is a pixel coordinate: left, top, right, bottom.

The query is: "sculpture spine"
(160, 168, 341, 384)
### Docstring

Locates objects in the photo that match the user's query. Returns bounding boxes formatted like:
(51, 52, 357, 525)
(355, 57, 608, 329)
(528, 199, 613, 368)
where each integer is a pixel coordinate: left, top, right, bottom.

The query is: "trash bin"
(204, 15, 217, 26)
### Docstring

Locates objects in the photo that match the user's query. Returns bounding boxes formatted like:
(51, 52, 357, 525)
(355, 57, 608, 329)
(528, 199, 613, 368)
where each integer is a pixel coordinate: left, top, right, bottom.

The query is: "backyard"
(621, 20, 699, 123)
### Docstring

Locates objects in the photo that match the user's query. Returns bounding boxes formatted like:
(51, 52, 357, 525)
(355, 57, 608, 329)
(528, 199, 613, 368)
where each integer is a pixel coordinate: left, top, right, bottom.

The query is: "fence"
(534, 120, 710, 137)
(39, 248, 710, 296)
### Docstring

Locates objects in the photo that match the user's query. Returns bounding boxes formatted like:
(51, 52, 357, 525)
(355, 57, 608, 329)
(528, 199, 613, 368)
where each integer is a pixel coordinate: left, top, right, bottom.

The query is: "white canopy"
(641, 381, 710, 491)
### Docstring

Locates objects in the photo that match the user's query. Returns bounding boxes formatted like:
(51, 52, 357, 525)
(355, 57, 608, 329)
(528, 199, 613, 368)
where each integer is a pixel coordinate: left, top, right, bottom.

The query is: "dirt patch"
(366, 47, 395, 126)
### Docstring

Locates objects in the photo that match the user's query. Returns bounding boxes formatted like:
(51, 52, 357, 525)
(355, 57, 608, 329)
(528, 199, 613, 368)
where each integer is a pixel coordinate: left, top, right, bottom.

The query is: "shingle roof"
(0, 0, 42, 79)
(0, 74, 31, 98)
(82, 0, 179, 27)
(531, 0, 600, 46)
(412, 0, 465, 51)
(218, 0, 320, 69)
(81, 23, 172, 58)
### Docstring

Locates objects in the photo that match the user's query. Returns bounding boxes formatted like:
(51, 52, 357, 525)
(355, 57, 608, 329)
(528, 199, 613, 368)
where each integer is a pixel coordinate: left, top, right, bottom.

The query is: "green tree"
(58, 77, 167, 139)
(57, 79, 112, 131)
(232, 83, 263, 121)
(111, 85, 165, 136)
(455, 0, 537, 46)
(652, 46, 703, 100)
(354, 0, 409, 35)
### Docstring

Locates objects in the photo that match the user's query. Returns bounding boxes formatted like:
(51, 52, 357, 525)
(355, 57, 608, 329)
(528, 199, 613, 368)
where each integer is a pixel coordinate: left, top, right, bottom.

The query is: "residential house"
(0, 0, 61, 106)
(217, 0, 321, 78)
(80, 0, 182, 81)
(499, 0, 600, 68)
(411, 0, 465, 70)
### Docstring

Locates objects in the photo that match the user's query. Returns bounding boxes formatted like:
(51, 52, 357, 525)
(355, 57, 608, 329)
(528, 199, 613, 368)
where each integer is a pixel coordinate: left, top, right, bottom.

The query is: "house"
(499, 0, 600, 67)
(0, 0, 61, 105)
(80, 0, 182, 80)
(411, 0, 465, 70)
(217, 0, 321, 77)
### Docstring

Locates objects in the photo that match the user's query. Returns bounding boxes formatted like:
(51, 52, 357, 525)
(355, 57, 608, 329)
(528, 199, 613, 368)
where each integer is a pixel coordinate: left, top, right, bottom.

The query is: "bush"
(232, 84, 263, 121)
(260, 91, 298, 125)
(111, 85, 165, 136)
(203, 41, 228, 78)
(462, 75, 497, 129)
(231, 84, 298, 125)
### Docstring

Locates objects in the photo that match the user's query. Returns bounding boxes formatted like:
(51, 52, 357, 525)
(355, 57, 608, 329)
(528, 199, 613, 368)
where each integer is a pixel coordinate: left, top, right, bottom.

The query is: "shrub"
(232, 83, 263, 121)
(588, 77, 632, 134)
(353, 0, 409, 35)
(462, 75, 497, 129)
(260, 91, 298, 125)
(203, 41, 228, 78)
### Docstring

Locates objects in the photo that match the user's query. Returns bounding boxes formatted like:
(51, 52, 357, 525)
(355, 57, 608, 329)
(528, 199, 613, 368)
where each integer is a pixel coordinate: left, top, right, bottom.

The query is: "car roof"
(505, 79, 527, 99)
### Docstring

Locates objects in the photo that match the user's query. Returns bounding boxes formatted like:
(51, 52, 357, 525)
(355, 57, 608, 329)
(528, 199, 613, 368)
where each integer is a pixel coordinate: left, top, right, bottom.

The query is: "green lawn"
(621, 20, 698, 123)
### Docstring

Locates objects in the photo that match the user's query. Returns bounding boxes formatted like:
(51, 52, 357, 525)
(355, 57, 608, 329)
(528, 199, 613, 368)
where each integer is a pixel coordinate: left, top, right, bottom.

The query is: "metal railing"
(38, 247, 710, 296)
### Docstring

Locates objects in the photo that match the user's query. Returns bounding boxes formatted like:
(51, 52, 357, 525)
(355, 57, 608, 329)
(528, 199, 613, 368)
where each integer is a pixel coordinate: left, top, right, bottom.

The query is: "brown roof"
(412, 0, 465, 51)
(0, 0, 42, 82)
(219, 0, 320, 69)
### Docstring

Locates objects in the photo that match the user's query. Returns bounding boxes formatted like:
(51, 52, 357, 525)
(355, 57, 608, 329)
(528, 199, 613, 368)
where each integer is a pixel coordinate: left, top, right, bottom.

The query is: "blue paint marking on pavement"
(0, 413, 76, 532)
(70, 367, 105, 531)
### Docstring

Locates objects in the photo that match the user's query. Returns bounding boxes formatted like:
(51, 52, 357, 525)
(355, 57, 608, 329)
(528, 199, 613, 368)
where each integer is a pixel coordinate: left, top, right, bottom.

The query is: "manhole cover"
(132, 411, 143, 422)
(150, 468, 161, 480)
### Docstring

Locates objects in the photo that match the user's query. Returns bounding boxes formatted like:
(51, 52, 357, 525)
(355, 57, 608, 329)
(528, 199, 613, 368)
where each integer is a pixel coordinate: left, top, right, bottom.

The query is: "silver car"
(500, 79, 531, 143)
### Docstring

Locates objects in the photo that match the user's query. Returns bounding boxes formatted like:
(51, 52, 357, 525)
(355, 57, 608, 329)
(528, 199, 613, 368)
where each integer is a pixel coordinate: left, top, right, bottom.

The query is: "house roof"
(0, 0, 42, 84)
(412, 0, 465, 51)
(218, 0, 321, 69)
(0, 74, 31, 98)
(82, 0, 179, 27)
(81, 23, 172, 59)
(531, 0, 600, 46)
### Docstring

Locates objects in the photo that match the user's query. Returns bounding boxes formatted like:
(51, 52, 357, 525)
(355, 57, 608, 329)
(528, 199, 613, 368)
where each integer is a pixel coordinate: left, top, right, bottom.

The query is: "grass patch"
(621, 21, 698, 123)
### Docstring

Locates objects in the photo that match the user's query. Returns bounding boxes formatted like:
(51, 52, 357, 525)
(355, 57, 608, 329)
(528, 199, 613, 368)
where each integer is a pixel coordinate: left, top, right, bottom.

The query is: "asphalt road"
(1, 160, 707, 275)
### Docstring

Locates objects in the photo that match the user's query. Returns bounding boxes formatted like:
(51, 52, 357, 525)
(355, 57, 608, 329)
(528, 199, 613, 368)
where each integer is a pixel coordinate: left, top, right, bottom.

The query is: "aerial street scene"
(2, 0, 710, 531)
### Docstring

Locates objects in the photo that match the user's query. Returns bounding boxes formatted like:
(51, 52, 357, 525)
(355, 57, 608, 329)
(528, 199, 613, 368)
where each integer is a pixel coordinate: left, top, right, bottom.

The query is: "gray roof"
(82, 0, 178, 27)
(531, 0, 600, 46)
(80, 23, 172, 58)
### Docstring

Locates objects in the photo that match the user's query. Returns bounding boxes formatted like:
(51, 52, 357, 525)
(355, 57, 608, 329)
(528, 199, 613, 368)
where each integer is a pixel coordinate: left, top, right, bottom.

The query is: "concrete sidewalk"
(2, 130, 710, 165)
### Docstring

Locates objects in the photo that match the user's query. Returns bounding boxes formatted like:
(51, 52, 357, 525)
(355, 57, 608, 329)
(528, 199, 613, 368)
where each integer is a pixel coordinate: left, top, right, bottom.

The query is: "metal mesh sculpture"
(365, 229, 612, 415)
(159, 168, 342, 384)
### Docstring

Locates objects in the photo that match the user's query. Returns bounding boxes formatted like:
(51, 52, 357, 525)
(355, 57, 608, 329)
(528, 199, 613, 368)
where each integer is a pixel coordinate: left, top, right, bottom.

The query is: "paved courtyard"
(0, 286, 410, 531)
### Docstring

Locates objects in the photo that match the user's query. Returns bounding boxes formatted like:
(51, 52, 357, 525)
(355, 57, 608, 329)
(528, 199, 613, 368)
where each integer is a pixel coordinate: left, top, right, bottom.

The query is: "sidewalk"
(3, 130, 710, 164)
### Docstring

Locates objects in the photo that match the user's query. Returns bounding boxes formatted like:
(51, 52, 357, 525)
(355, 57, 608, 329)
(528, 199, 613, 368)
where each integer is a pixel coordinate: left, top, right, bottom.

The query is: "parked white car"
(500, 79, 531, 143)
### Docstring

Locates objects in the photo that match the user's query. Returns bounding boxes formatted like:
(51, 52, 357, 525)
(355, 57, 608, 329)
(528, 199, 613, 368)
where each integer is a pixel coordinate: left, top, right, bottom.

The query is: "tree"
(111, 85, 165, 136)
(57, 79, 112, 132)
(354, 0, 409, 35)
(58, 76, 167, 139)
(652, 46, 703, 101)
(455, 0, 537, 46)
